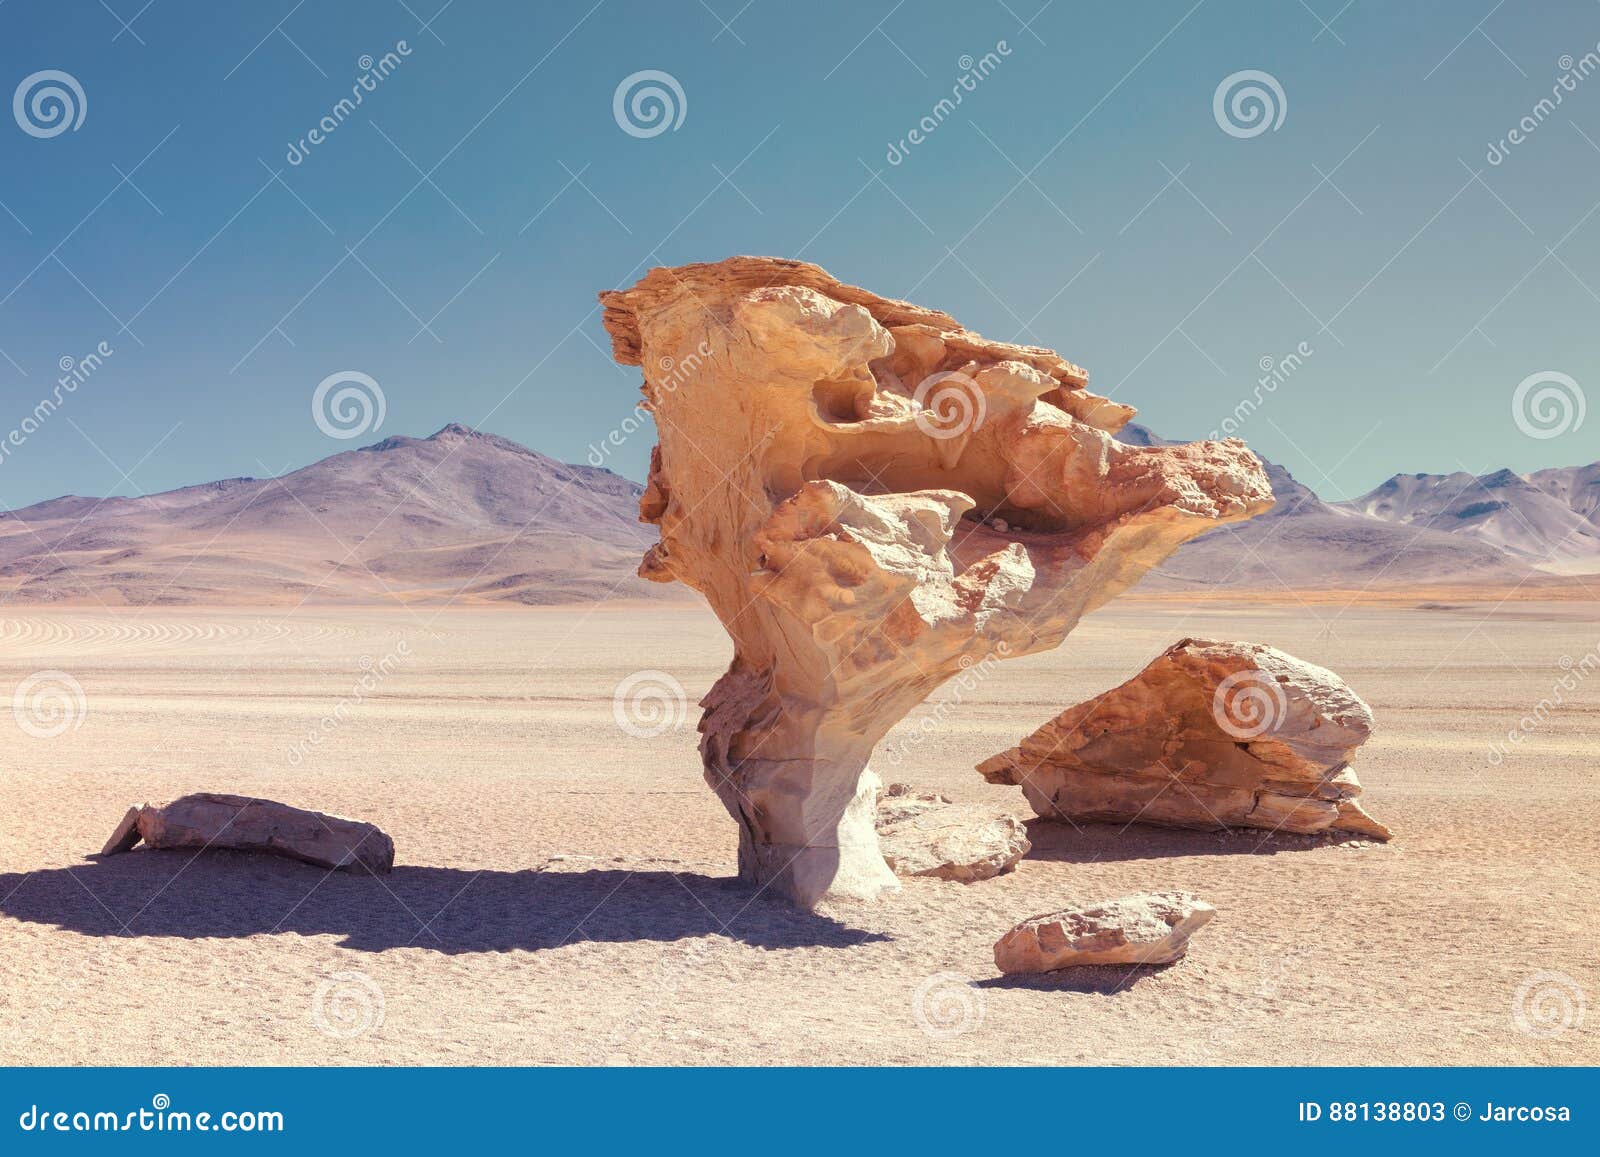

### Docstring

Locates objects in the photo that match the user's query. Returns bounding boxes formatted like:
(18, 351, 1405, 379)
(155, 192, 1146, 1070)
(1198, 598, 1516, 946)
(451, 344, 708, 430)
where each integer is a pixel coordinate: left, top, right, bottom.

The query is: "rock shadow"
(975, 961, 1177, 994)
(0, 852, 888, 953)
(1021, 818, 1368, 864)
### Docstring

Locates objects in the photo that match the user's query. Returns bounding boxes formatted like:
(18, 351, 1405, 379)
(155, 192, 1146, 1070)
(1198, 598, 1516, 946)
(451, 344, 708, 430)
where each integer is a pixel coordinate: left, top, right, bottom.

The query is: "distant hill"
(0, 420, 1588, 606)
(1120, 424, 1556, 591)
(1340, 464, 1600, 574)
(0, 424, 669, 606)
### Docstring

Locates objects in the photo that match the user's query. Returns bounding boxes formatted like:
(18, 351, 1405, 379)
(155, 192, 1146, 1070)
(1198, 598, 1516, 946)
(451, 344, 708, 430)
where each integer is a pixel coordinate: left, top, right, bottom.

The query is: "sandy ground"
(0, 599, 1595, 1066)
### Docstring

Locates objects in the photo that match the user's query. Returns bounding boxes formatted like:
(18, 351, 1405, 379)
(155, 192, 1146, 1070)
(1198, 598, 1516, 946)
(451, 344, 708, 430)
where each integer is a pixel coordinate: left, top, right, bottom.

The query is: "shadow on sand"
(1021, 818, 1365, 864)
(0, 852, 889, 953)
(974, 962, 1176, 994)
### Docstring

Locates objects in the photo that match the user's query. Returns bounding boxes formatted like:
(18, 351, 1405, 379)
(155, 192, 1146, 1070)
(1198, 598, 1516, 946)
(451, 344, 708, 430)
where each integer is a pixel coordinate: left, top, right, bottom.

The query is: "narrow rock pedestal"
(599, 257, 1274, 907)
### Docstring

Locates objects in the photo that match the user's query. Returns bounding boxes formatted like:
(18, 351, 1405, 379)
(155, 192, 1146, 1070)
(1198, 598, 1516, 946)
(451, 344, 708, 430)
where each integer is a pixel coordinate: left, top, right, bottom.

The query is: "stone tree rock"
(978, 638, 1389, 839)
(994, 892, 1215, 972)
(599, 257, 1273, 908)
(101, 793, 394, 874)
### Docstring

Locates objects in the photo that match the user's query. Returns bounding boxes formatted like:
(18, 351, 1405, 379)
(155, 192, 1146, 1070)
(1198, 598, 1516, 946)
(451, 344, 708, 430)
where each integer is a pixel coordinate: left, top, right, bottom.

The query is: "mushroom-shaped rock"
(599, 257, 1273, 908)
(994, 892, 1215, 973)
(978, 638, 1389, 839)
(101, 793, 394, 874)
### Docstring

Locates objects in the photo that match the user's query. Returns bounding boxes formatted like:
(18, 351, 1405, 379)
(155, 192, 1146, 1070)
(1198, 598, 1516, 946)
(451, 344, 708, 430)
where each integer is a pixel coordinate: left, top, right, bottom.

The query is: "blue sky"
(1, 0, 1597, 508)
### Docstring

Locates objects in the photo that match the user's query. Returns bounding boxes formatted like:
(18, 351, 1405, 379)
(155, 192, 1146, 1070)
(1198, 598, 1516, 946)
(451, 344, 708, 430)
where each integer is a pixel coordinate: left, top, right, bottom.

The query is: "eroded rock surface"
(978, 638, 1388, 839)
(599, 257, 1273, 907)
(994, 892, 1215, 972)
(101, 793, 394, 874)
(875, 783, 1028, 882)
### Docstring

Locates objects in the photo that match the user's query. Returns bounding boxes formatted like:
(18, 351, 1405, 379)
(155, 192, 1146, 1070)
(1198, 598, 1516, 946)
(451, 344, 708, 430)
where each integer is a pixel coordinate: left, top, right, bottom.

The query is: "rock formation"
(874, 783, 1029, 882)
(599, 257, 1273, 907)
(978, 638, 1388, 839)
(994, 892, 1215, 972)
(101, 793, 394, 874)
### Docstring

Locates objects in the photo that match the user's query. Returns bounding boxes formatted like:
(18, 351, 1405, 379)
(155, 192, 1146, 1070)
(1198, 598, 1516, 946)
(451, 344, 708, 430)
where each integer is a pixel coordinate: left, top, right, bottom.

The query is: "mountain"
(1340, 465, 1600, 574)
(1, 420, 1587, 605)
(1119, 424, 1543, 591)
(0, 424, 668, 606)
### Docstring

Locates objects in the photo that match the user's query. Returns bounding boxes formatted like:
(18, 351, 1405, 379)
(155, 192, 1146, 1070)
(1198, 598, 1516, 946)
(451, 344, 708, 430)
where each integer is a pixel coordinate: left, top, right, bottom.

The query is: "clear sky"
(1, 0, 1596, 509)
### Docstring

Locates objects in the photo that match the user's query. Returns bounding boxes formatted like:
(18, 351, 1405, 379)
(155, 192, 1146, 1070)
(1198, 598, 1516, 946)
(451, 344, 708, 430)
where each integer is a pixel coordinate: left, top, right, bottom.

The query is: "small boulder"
(876, 783, 1029, 882)
(978, 638, 1390, 840)
(100, 792, 394, 874)
(994, 891, 1215, 973)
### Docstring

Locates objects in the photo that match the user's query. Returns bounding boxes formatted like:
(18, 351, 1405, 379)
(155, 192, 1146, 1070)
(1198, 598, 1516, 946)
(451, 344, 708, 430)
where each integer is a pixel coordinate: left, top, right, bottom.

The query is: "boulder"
(978, 638, 1389, 839)
(875, 783, 1029, 882)
(599, 257, 1273, 907)
(994, 892, 1215, 972)
(100, 792, 394, 873)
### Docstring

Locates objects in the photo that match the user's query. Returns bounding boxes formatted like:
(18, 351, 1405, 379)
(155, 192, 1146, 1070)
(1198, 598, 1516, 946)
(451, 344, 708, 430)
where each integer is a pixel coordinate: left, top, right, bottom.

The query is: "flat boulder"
(994, 892, 1215, 972)
(875, 783, 1029, 882)
(978, 638, 1390, 839)
(101, 792, 394, 874)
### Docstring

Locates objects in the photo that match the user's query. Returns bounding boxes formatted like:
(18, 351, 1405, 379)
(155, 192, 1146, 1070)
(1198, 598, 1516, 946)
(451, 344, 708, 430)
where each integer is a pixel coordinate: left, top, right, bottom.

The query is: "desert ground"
(0, 598, 1595, 1065)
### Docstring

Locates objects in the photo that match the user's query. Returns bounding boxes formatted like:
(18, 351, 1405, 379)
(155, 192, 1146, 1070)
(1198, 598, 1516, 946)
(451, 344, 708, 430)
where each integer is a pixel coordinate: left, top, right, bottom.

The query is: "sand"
(1, 600, 1595, 1065)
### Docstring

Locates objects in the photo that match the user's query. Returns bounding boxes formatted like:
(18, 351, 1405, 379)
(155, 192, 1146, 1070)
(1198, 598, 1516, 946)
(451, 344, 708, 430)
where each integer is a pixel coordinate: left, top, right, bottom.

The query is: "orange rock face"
(600, 257, 1273, 907)
(995, 892, 1216, 972)
(978, 638, 1389, 840)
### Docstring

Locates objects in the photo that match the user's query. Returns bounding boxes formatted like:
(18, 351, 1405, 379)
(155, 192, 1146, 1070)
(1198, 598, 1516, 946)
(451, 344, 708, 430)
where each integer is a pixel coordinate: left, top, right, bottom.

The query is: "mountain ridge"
(0, 424, 672, 606)
(1119, 423, 1597, 591)
(1, 422, 1590, 606)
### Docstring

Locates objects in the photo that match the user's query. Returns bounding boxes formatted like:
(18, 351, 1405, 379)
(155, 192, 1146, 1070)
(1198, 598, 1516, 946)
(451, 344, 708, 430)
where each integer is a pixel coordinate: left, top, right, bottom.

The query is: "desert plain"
(0, 596, 1595, 1065)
